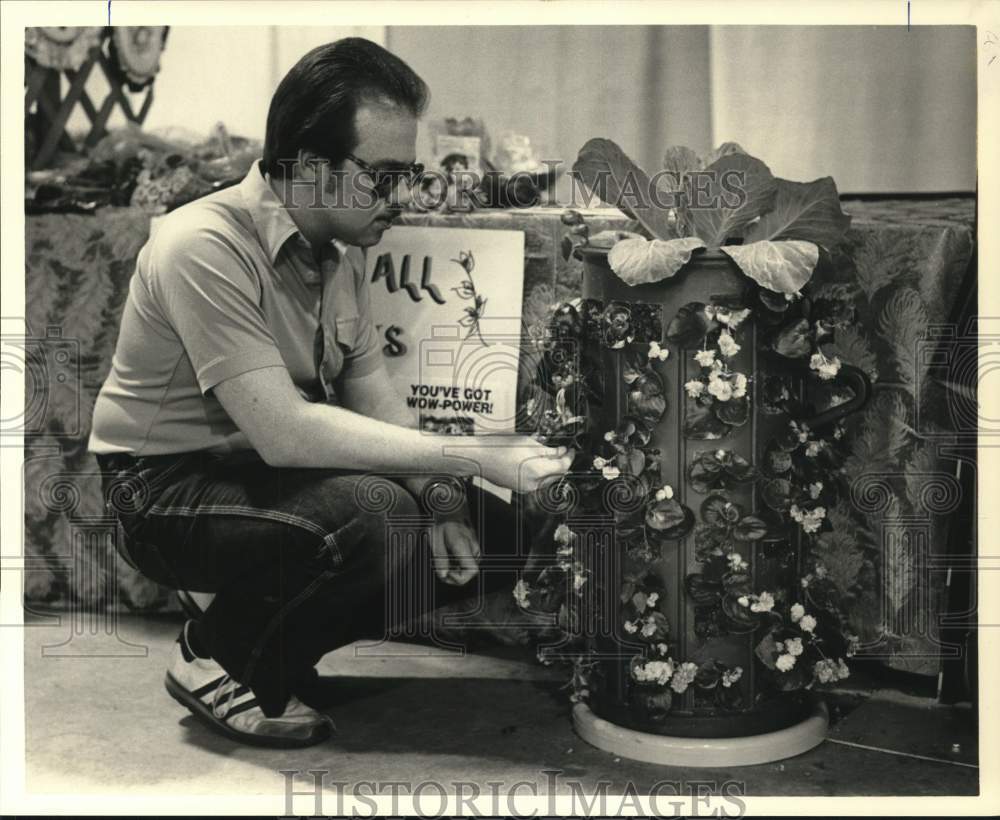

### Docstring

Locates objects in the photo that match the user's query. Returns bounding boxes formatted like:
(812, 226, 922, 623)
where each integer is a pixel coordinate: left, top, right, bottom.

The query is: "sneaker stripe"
(224, 698, 263, 720)
(190, 675, 229, 699)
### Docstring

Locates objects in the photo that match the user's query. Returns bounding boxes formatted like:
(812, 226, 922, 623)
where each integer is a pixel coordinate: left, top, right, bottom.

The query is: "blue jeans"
(96, 449, 534, 716)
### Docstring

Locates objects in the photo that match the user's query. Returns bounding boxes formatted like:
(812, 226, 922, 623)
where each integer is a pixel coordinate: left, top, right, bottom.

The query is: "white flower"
(717, 330, 741, 358)
(800, 574, 813, 589)
(790, 420, 810, 443)
(810, 352, 842, 381)
(715, 449, 727, 460)
(722, 308, 752, 329)
(731, 372, 748, 399)
(670, 662, 698, 693)
(784, 637, 804, 657)
(656, 642, 669, 656)
(805, 440, 823, 458)
(790, 603, 806, 623)
(646, 592, 660, 608)
(648, 341, 670, 361)
(707, 376, 733, 402)
(809, 481, 824, 500)
(791, 505, 826, 534)
(654, 485, 674, 502)
(776, 653, 797, 672)
(815, 564, 828, 579)
(737, 595, 750, 608)
(814, 658, 837, 683)
(722, 666, 743, 687)
(592, 456, 607, 470)
(602, 464, 621, 481)
(633, 659, 675, 686)
(751, 591, 775, 613)
(640, 617, 658, 638)
(799, 614, 817, 633)
(694, 349, 716, 368)
(554, 523, 574, 545)
(604, 430, 616, 442)
(727, 552, 748, 571)
(684, 379, 706, 398)
(512, 580, 530, 608)
(836, 658, 850, 679)
(573, 571, 587, 591)
(623, 620, 638, 634)
(846, 634, 860, 658)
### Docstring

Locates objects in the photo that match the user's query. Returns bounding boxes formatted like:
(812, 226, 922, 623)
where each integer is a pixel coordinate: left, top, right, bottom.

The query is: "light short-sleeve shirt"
(88, 161, 383, 456)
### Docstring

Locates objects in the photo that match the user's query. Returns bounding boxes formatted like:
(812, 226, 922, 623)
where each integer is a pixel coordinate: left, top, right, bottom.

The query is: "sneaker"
(163, 625, 334, 748)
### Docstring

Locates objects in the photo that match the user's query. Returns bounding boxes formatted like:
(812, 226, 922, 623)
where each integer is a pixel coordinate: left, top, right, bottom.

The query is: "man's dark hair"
(263, 38, 428, 177)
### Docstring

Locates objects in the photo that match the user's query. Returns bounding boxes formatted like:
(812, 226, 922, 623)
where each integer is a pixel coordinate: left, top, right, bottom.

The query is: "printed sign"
(365, 225, 525, 438)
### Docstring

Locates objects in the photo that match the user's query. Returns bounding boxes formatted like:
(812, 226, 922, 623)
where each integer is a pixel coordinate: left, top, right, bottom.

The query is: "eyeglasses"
(345, 153, 424, 201)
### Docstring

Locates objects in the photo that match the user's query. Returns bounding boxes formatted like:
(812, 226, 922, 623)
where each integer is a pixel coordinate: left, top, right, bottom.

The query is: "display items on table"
(25, 122, 262, 215)
(416, 117, 561, 213)
(514, 138, 973, 761)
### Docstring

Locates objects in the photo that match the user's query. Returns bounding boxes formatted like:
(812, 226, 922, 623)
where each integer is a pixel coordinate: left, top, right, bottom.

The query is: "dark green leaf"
(754, 631, 780, 668)
(701, 494, 742, 527)
(661, 145, 702, 193)
(573, 138, 676, 240)
(666, 301, 717, 347)
(637, 689, 673, 720)
(724, 453, 756, 483)
(685, 153, 777, 248)
(714, 395, 749, 427)
(685, 402, 730, 440)
(701, 141, 747, 167)
(646, 497, 687, 531)
(733, 515, 768, 542)
(761, 478, 793, 512)
(645, 505, 695, 542)
(772, 317, 813, 358)
(693, 523, 729, 560)
(560, 235, 575, 261)
(695, 660, 724, 690)
(722, 594, 759, 632)
(616, 448, 646, 477)
(686, 572, 723, 605)
(628, 372, 667, 424)
(741, 176, 852, 248)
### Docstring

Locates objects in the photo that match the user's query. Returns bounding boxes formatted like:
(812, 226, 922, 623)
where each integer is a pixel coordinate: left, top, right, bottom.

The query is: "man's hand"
(431, 507, 480, 586)
(468, 436, 575, 494)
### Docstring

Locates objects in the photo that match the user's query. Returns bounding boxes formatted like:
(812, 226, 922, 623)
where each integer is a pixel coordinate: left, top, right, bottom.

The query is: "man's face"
(316, 101, 419, 247)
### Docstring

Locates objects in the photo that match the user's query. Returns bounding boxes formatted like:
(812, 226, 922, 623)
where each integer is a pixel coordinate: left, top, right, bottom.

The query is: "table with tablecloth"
(20, 198, 975, 674)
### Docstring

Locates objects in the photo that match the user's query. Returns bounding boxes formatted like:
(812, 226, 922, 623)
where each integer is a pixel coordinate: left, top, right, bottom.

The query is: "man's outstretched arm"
(210, 364, 572, 494)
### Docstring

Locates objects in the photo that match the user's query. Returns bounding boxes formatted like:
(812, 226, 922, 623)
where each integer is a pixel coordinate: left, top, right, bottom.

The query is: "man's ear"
(295, 149, 324, 181)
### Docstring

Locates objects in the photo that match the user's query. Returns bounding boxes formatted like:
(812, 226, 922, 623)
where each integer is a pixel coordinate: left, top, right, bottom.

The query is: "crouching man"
(88, 38, 571, 748)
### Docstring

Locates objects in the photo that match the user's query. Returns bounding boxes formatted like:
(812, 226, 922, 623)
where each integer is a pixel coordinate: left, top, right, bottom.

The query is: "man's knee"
(309, 474, 421, 566)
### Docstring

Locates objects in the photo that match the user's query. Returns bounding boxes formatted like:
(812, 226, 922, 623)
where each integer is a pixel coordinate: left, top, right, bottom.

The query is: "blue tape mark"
(108, 0, 111, 26)
(907, 1, 910, 31)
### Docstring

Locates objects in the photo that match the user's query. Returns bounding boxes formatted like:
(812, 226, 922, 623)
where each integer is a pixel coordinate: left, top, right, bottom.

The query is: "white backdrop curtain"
(387, 24, 976, 195)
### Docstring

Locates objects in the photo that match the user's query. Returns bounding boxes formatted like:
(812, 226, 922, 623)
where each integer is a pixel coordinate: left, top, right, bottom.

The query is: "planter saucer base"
(572, 701, 829, 768)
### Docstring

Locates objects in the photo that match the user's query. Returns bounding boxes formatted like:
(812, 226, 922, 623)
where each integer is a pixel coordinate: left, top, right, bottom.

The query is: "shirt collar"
(240, 160, 350, 265)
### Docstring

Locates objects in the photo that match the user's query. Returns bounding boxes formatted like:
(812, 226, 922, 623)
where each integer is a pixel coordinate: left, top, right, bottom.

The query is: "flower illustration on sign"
(450, 250, 489, 346)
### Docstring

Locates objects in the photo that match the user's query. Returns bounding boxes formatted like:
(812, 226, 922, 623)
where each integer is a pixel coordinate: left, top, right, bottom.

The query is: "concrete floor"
(22, 613, 978, 799)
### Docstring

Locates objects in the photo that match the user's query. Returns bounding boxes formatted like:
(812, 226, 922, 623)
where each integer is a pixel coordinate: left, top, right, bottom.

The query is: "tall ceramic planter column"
(571, 247, 871, 767)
